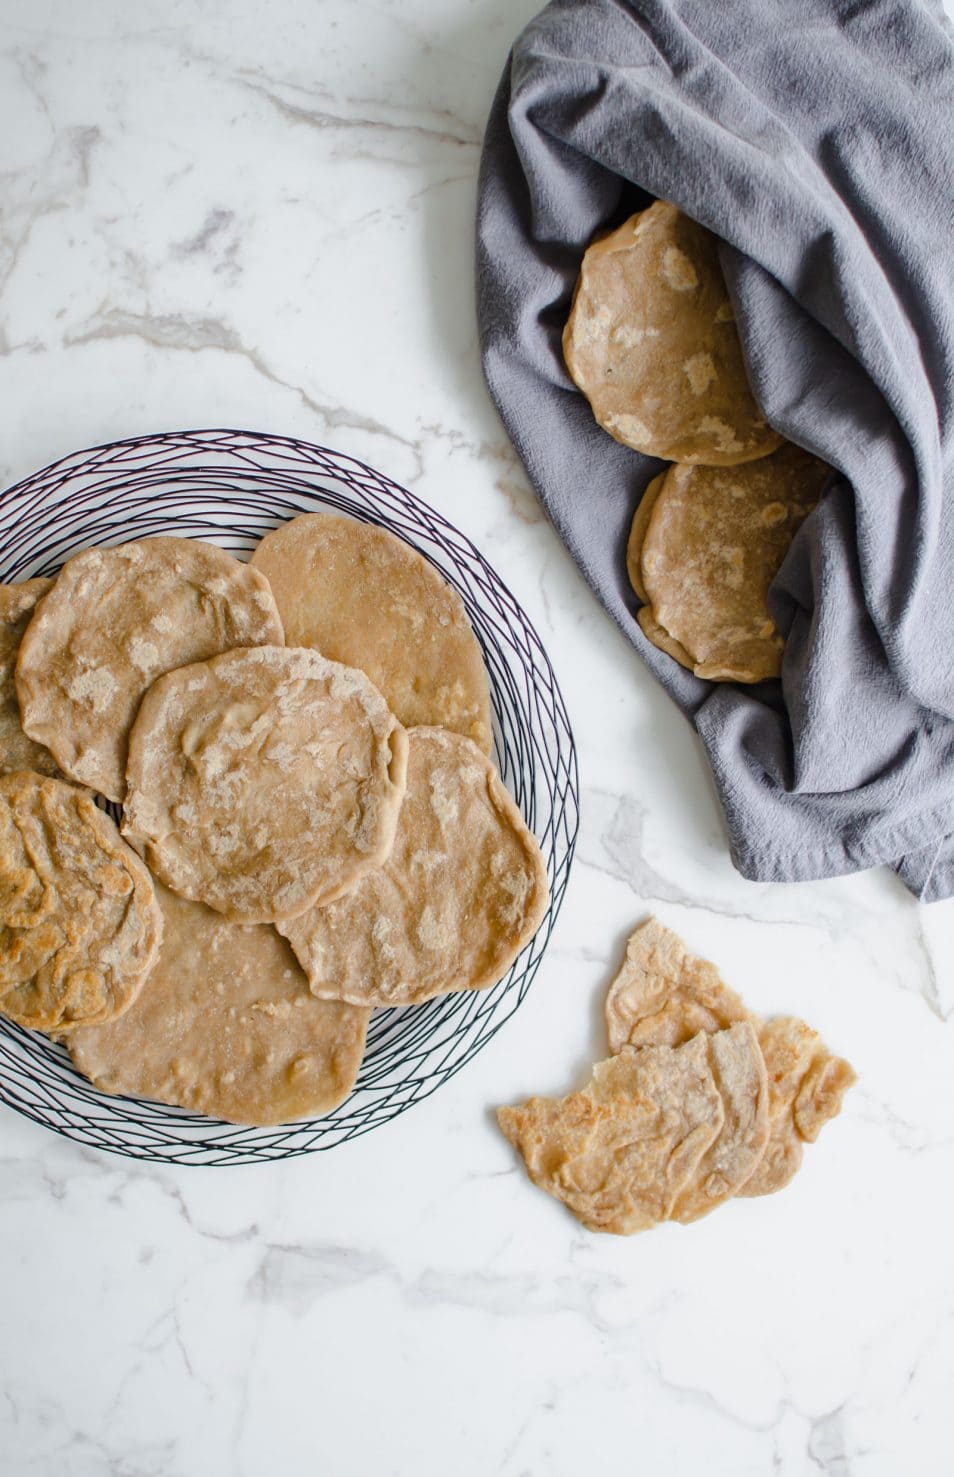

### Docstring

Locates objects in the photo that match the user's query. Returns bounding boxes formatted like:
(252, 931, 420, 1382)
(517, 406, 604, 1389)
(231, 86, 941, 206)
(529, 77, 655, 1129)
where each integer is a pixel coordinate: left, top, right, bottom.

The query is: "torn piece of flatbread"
(0, 579, 60, 777)
(498, 1035, 725, 1234)
(670, 1022, 768, 1222)
(122, 646, 408, 925)
(280, 726, 548, 1006)
(738, 1017, 857, 1198)
(563, 200, 783, 465)
(638, 446, 831, 683)
(605, 918, 855, 1198)
(252, 512, 493, 754)
(16, 538, 284, 800)
(67, 882, 370, 1127)
(0, 771, 161, 1033)
(606, 916, 749, 1053)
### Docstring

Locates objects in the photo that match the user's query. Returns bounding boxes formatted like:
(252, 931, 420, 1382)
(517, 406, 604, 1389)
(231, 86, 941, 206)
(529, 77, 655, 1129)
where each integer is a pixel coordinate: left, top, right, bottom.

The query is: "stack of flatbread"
(0, 516, 549, 1125)
(564, 200, 832, 683)
(499, 918, 855, 1233)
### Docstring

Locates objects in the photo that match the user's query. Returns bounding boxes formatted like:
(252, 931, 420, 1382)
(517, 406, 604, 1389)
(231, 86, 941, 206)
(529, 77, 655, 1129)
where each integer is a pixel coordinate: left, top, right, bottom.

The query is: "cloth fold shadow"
(476, 0, 954, 898)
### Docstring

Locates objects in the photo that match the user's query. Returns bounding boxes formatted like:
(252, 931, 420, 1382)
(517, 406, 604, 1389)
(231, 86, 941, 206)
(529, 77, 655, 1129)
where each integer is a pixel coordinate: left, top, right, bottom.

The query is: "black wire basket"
(0, 430, 579, 1165)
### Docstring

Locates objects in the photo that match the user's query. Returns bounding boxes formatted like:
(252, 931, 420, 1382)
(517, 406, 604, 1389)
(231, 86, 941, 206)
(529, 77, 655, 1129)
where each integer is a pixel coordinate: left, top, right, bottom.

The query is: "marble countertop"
(2, 2, 953, 1474)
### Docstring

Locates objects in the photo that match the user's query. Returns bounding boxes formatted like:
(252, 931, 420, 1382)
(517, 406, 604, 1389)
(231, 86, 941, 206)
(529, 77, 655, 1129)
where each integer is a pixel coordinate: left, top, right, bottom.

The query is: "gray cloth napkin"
(476, 0, 954, 899)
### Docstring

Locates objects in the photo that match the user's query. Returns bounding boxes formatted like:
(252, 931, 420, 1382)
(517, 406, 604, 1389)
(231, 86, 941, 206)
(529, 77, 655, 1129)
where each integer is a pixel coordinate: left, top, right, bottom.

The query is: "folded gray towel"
(476, 0, 954, 898)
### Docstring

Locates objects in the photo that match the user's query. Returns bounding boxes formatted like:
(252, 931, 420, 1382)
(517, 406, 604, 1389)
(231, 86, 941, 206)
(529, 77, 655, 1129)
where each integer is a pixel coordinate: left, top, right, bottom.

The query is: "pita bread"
(498, 1035, 725, 1234)
(636, 606, 695, 671)
(68, 882, 370, 1126)
(252, 513, 492, 754)
(122, 646, 408, 924)
(16, 538, 284, 800)
(0, 579, 59, 777)
(0, 772, 161, 1033)
(280, 726, 548, 1006)
(625, 476, 666, 605)
(563, 200, 783, 465)
(638, 445, 831, 682)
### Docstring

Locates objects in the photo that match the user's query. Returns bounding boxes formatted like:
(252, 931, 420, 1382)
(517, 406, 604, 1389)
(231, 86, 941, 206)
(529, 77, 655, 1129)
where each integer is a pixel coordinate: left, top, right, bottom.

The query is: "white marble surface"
(2, 2, 954, 1473)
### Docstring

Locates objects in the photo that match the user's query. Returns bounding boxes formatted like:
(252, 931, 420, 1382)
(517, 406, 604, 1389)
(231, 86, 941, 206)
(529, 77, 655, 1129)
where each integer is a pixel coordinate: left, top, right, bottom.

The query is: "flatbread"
(625, 475, 666, 604)
(563, 200, 783, 465)
(123, 646, 408, 925)
(639, 445, 831, 682)
(0, 771, 161, 1033)
(251, 513, 493, 754)
(16, 538, 285, 800)
(670, 1023, 768, 1221)
(605, 916, 749, 1053)
(280, 726, 549, 1006)
(636, 606, 695, 671)
(67, 882, 370, 1127)
(605, 918, 856, 1200)
(0, 579, 59, 777)
(497, 1035, 725, 1235)
(738, 1017, 856, 1198)
(604, 917, 770, 1218)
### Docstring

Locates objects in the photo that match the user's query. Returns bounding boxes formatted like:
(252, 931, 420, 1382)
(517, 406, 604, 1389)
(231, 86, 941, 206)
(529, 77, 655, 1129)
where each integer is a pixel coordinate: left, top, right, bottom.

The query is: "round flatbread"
(628, 477, 696, 669)
(0, 772, 161, 1033)
(251, 513, 493, 754)
(639, 444, 831, 682)
(16, 538, 285, 801)
(122, 645, 408, 924)
(563, 200, 783, 465)
(0, 579, 59, 777)
(636, 606, 695, 672)
(68, 883, 370, 1127)
(625, 476, 666, 605)
(280, 726, 549, 1007)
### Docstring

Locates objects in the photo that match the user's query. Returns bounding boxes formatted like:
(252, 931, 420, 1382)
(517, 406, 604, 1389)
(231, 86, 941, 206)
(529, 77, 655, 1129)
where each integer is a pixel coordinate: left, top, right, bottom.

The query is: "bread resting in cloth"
(563, 200, 783, 466)
(630, 444, 831, 682)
